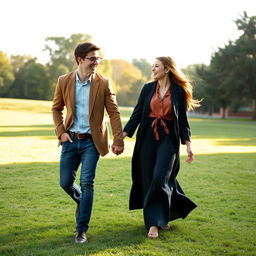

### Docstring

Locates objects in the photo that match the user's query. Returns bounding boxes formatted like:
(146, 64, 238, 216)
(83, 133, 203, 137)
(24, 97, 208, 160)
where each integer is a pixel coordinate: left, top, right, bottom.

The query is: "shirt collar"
(75, 72, 92, 86)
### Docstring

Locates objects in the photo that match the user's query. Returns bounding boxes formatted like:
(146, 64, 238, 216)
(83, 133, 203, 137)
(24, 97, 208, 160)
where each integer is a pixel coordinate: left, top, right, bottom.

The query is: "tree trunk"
(208, 104, 213, 116)
(221, 105, 227, 119)
(252, 99, 256, 120)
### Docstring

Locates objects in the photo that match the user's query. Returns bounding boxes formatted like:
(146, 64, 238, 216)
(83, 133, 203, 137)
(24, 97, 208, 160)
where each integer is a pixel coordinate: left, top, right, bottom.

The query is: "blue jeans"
(60, 137, 99, 232)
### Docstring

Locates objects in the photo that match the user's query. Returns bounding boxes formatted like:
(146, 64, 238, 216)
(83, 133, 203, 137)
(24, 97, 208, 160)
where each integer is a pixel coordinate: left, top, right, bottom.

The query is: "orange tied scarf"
(149, 85, 173, 140)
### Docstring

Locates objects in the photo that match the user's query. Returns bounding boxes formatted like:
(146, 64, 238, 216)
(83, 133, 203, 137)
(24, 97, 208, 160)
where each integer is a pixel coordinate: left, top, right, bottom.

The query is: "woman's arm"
(178, 88, 191, 145)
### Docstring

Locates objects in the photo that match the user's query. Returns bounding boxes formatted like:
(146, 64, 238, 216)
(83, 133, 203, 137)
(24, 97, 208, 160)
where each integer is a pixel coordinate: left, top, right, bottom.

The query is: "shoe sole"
(75, 239, 87, 243)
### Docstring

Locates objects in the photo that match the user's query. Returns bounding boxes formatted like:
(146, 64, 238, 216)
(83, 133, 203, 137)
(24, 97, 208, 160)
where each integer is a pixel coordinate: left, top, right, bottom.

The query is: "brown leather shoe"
(75, 231, 87, 243)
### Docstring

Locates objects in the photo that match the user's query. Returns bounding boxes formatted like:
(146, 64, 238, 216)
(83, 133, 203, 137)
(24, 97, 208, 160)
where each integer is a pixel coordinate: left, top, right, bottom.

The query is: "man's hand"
(60, 132, 73, 143)
(111, 145, 124, 155)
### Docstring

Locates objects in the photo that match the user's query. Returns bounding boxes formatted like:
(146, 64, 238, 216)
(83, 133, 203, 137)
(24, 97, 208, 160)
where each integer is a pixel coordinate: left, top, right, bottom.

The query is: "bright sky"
(1, 0, 255, 67)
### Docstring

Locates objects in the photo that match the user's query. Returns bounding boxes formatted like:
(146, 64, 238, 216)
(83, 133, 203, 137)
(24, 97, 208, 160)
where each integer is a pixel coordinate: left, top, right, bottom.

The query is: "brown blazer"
(52, 71, 124, 156)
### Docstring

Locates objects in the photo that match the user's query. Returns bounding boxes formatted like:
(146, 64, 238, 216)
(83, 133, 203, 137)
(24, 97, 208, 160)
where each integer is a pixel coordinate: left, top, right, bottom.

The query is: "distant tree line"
(0, 33, 151, 106)
(0, 12, 255, 118)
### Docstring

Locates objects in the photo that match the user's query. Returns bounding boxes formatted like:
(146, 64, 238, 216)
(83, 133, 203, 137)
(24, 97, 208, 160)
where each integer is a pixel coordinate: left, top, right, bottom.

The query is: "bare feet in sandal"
(148, 226, 159, 239)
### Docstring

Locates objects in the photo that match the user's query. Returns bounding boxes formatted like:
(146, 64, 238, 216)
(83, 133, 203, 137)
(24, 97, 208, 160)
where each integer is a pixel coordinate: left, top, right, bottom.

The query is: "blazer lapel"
(68, 71, 76, 116)
(89, 74, 100, 118)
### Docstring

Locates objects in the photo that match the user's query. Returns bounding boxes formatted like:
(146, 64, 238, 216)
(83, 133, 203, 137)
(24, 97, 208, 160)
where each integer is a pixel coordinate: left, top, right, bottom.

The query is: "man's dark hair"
(74, 42, 100, 64)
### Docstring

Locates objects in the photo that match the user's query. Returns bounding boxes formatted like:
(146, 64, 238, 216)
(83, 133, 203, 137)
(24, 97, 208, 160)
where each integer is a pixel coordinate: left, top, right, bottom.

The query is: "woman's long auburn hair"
(156, 56, 200, 110)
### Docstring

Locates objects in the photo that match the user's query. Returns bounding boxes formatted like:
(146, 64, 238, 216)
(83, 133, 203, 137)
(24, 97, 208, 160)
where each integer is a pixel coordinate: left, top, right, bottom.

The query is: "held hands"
(111, 131, 128, 155)
(111, 145, 124, 155)
(185, 141, 194, 163)
(110, 132, 128, 156)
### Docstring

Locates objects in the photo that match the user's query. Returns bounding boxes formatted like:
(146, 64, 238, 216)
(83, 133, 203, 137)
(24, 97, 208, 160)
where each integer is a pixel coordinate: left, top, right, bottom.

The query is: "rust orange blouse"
(149, 85, 173, 140)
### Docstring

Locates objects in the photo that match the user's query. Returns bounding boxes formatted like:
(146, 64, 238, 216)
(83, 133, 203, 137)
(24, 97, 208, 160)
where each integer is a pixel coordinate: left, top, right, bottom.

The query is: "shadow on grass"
(0, 130, 55, 137)
(0, 125, 55, 137)
(0, 224, 148, 255)
(0, 160, 178, 255)
(0, 125, 54, 128)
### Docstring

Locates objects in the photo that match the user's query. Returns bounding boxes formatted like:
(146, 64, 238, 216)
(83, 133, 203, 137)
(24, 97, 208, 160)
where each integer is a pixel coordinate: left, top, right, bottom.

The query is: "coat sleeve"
(52, 76, 66, 138)
(104, 79, 124, 147)
(123, 85, 146, 138)
(178, 88, 191, 144)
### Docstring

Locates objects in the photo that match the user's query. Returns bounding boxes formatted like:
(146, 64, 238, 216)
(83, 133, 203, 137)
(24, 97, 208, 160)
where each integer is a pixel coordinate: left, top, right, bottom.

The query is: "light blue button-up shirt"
(69, 73, 91, 134)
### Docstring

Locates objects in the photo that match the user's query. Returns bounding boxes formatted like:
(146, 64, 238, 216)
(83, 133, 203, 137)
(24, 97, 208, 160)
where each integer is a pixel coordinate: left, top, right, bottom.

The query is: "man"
(52, 42, 124, 243)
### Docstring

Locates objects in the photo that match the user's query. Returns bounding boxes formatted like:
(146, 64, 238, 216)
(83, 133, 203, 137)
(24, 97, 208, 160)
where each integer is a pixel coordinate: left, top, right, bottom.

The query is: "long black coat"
(124, 81, 195, 215)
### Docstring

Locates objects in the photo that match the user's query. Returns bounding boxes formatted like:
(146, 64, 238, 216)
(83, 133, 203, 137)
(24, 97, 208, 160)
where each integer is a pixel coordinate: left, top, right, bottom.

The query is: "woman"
(123, 56, 200, 239)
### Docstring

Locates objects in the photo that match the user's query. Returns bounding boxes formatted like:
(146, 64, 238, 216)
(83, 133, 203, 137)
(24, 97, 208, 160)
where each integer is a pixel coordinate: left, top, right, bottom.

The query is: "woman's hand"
(185, 141, 194, 163)
(123, 132, 128, 139)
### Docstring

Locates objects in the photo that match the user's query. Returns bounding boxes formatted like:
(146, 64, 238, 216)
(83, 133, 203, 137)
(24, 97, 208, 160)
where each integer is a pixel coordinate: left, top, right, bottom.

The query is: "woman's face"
(152, 59, 168, 80)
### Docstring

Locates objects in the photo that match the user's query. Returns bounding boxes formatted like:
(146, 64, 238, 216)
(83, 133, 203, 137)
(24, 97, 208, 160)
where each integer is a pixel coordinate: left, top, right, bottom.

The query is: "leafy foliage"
(0, 51, 14, 96)
(1, 12, 255, 111)
(132, 58, 152, 80)
(8, 59, 51, 100)
(195, 12, 256, 119)
(111, 59, 146, 106)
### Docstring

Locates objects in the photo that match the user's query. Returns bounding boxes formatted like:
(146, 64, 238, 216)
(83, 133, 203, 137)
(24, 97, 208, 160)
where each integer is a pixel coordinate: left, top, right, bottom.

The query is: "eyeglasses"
(84, 56, 102, 63)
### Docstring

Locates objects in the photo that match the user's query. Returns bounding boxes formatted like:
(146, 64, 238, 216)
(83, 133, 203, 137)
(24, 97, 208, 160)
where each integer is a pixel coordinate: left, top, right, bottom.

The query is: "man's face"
(78, 50, 101, 75)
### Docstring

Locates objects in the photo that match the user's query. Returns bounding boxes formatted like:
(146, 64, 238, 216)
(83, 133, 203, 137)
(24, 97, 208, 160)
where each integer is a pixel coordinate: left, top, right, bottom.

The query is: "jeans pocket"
(61, 140, 69, 145)
(61, 141, 70, 153)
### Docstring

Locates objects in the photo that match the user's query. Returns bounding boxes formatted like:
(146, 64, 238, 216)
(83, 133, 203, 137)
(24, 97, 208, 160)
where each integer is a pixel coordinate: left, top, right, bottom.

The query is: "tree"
(210, 12, 256, 119)
(9, 59, 51, 100)
(110, 59, 146, 106)
(44, 33, 92, 86)
(97, 59, 112, 79)
(45, 33, 92, 71)
(132, 58, 152, 80)
(182, 64, 206, 113)
(196, 63, 225, 116)
(10, 54, 33, 73)
(0, 51, 14, 96)
(235, 12, 256, 119)
(196, 12, 256, 119)
(44, 33, 112, 91)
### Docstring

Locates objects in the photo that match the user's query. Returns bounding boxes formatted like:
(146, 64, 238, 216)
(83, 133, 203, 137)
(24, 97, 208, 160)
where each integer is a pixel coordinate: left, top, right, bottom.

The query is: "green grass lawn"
(0, 98, 256, 256)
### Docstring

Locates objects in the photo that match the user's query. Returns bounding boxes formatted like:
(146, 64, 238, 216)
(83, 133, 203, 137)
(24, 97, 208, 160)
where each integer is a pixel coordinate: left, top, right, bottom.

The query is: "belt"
(68, 131, 92, 140)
